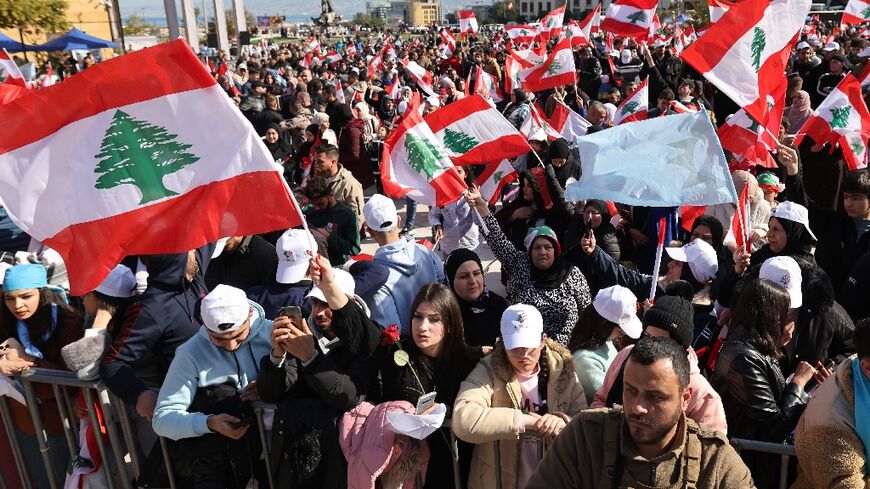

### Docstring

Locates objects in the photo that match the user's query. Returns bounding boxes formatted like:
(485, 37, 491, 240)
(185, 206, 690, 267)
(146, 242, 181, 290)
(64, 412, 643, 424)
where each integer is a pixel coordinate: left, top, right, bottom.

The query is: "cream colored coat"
(452, 339, 587, 489)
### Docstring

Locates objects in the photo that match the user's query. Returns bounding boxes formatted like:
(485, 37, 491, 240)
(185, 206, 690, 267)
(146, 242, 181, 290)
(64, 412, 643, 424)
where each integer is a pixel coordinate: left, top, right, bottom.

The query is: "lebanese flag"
(425, 95, 530, 165)
(717, 110, 777, 168)
(520, 103, 562, 141)
(563, 21, 591, 48)
(0, 83, 29, 104)
(0, 40, 303, 295)
(368, 53, 383, 80)
(647, 14, 662, 41)
(580, 4, 602, 38)
(401, 59, 435, 96)
(519, 38, 576, 93)
(504, 54, 524, 94)
(614, 76, 649, 125)
(300, 53, 313, 69)
(459, 11, 479, 35)
(468, 66, 503, 103)
(680, 0, 811, 125)
(439, 28, 457, 57)
(670, 100, 698, 113)
(506, 25, 538, 45)
(305, 37, 321, 54)
(708, 0, 734, 23)
(324, 51, 342, 66)
(385, 78, 401, 100)
(730, 184, 752, 252)
(507, 46, 546, 68)
(601, 0, 659, 39)
(476, 159, 519, 205)
(795, 74, 870, 170)
(380, 108, 467, 206)
(329, 79, 346, 104)
(0, 49, 29, 89)
(346, 44, 358, 58)
(549, 101, 591, 144)
(842, 0, 870, 26)
(538, 4, 566, 41)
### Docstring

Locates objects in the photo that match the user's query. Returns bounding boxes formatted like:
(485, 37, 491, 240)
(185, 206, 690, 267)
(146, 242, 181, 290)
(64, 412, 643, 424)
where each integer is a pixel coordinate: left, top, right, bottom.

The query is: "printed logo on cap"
(283, 250, 294, 261)
(514, 311, 527, 327)
(779, 273, 790, 288)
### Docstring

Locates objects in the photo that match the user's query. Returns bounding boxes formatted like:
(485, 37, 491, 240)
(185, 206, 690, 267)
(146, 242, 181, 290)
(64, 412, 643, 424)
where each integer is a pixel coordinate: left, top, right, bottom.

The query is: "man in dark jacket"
(246, 228, 316, 319)
(304, 177, 360, 266)
(257, 254, 381, 489)
(205, 235, 278, 291)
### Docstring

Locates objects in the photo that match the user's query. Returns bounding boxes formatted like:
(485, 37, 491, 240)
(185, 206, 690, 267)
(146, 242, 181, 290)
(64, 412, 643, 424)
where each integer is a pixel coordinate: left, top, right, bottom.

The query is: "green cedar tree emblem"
(849, 136, 865, 157)
(546, 58, 563, 76)
(830, 106, 851, 129)
(492, 170, 503, 184)
(747, 116, 761, 133)
(620, 101, 640, 115)
(626, 11, 647, 24)
(405, 132, 446, 179)
(67, 455, 95, 474)
(750, 27, 766, 73)
(863, 6, 870, 18)
(94, 110, 199, 205)
(442, 127, 479, 154)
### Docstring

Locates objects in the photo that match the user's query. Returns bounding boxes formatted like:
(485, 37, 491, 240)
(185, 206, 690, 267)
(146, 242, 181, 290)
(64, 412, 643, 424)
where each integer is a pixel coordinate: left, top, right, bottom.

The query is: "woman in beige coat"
(452, 304, 587, 489)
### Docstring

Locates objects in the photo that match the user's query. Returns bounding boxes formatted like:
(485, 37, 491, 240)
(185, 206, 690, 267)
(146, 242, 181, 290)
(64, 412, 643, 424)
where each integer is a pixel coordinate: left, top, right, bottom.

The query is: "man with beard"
(527, 336, 754, 488)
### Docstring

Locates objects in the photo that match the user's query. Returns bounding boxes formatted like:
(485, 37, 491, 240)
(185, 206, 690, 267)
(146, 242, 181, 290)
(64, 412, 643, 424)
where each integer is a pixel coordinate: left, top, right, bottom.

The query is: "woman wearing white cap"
(567, 286, 642, 404)
(453, 304, 586, 489)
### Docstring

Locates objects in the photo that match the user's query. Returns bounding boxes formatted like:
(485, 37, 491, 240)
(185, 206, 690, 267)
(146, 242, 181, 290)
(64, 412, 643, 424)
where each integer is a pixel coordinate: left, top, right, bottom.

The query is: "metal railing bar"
(0, 397, 32, 489)
(21, 379, 59, 489)
(81, 388, 116, 489)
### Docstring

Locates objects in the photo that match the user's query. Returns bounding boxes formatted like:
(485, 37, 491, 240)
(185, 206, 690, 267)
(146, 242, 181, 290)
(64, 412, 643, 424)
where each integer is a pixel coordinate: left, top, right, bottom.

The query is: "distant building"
(367, 0, 392, 20)
(406, 1, 442, 26)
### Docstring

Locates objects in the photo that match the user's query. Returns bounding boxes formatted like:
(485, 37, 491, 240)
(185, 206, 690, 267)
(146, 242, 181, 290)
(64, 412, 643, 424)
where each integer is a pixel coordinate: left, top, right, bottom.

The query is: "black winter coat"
(204, 235, 278, 292)
(257, 299, 381, 489)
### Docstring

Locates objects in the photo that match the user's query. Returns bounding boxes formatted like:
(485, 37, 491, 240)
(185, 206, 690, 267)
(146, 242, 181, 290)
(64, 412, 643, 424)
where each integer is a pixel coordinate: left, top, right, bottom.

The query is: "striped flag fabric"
(505, 25, 538, 45)
(521, 103, 563, 141)
(731, 184, 751, 253)
(459, 11, 479, 35)
(549, 102, 591, 146)
(477, 159, 519, 204)
(680, 0, 811, 125)
(346, 44, 358, 58)
(708, 0, 734, 23)
(614, 76, 649, 125)
(0, 40, 303, 294)
(580, 4, 602, 38)
(842, 0, 870, 25)
(0, 49, 29, 89)
(519, 37, 576, 92)
(424, 95, 530, 165)
(538, 3, 566, 41)
(324, 51, 342, 66)
(670, 100, 698, 113)
(717, 109, 777, 168)
(439, 28, 457, 57)
(795, 74, 870, 170)
(601, 0, 659, 39)
(380, 107, 467, 206)
(401, 59, 435, 96)
(563, 21, 591, 47)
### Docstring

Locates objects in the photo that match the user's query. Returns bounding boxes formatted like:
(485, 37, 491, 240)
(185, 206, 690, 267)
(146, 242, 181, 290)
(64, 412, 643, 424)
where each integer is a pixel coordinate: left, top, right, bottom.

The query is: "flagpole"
(648, 216, 666, 302)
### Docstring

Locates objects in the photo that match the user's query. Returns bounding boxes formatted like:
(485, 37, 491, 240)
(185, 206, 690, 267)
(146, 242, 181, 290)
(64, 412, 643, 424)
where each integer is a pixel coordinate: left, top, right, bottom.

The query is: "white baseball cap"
(500, 304, 544, 350)
(306, 269, 356, 303)
(653, 39, 665, 48)
(760, 256, 803, 308)
(796, 41, 811, 51)
(201, 284, 251, 333)
(363, 194, 399, 232)
(770, 201, 817, 241)
(592, 285, 642, 339)
(823, 41, 840, 51)
(276, 229, 315, 284)
(665, 238, 719, 283)
(94, 265, 137, 298)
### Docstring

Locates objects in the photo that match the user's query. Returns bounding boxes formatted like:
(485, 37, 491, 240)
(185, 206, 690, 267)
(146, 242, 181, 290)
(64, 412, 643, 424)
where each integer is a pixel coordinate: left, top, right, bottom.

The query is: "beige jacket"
(328, 165, 364, 224)
(452, 339, 587, 489)
(792, 356, 870, 489)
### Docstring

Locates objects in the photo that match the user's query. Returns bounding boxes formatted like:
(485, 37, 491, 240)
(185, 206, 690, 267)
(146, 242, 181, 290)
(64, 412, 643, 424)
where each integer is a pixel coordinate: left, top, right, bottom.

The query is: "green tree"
(830, 106, 851, 129)
(0, 0, 69, 37)
(352, 13, 385, 27)
(626, 11, 647, 24)
(750, 27, 766, 72)
(123, 13, 158, 35)
(442, 128, 478, 154)
(546, 58, 563, 76)
(405, 133, 446, 180)
(849, 136, 864, 158)
(94, 110, 200, 205)
(620, 101, 640, 116)
(492, 170, 503, 185)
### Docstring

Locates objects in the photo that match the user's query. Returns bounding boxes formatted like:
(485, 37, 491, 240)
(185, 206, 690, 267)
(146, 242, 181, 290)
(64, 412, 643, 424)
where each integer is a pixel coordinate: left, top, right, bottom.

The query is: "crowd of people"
(1, 12, 870, 489)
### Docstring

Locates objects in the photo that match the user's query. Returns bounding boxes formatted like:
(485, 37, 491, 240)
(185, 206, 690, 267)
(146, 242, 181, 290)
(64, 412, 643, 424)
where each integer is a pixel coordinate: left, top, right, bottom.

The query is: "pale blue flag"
(565, 111, 738, 206)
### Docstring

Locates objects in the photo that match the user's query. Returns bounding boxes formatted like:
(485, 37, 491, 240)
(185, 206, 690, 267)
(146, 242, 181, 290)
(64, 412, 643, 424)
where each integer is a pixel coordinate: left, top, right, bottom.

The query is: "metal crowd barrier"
(0, 368, 799, 489)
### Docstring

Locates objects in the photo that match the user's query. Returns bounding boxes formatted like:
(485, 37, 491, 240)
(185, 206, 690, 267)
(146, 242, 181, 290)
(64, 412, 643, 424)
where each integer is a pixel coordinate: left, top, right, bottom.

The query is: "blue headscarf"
(3, 264, 47, 291)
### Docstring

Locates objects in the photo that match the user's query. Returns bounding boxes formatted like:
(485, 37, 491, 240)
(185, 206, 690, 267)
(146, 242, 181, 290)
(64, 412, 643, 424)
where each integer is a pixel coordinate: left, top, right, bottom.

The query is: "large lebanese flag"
(580, 4, 602, 38)
(550, 101, 591, 144)
(614, 76, 649, 125)
(381, 108, 467, 206)
(0, 49, 29, 89)
(506, 25, 538, 45)
(717, 110, 777, 168)
(521, 103, 563, 141)
(601, 0, 659, 39)
(563, 21, 591, 48)
(459, 11, 479, 35)
(842, 0, 870, 25)
(538, 4, 566, 41)
(708, 0, 734, 23)
(680, 0, 811, 125)
(476, 159, 519, 205)
(0, 40, 303, 295)
(424, 95, 530, 165)
(795, 74, 870, 170)
(401, 59, 435, 96)
(519, 38, 576, 93)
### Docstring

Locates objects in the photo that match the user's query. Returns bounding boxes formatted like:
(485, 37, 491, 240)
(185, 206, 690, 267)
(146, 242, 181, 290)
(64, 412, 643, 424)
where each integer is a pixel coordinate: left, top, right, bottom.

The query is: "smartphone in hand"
(415, 391, 437, 415)
(278, 306, 303, 324)
(229, 416, 255, 429)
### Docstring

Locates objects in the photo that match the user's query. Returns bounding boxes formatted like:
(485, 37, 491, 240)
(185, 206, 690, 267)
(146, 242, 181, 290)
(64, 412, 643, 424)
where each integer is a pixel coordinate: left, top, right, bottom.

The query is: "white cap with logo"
(94, 265, 137, 298)
(276, 229, 315, 284)
(592, 285, 642, 339)
(201, 284, 251, 334)
(823, 41, 840, 51)
(760, 256, 803, 309)
(363, 194, 399, 232)
(796, 41, 810, 50)
(770, 201, 817, 241)
(306, 269, 356, 303)
(665, 238, 719, 283)
(500, 304, 544, 350)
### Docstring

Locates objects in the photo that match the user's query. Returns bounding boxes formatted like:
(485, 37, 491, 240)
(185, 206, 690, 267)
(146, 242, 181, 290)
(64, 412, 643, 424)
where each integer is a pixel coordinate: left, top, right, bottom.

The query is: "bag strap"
(602, 410, 624, 489)
(683, 422, 702, 489)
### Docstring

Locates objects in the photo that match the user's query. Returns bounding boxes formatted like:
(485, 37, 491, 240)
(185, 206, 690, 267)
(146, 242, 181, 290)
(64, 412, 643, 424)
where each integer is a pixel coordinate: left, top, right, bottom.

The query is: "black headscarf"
(773, 217, 816, 257)
(445, 248, 505, 347)
(263, 123, 292, 161)
(547, 138, 580, 187)
(692, 215, 725, 252)
(528, 235, 573, 290)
